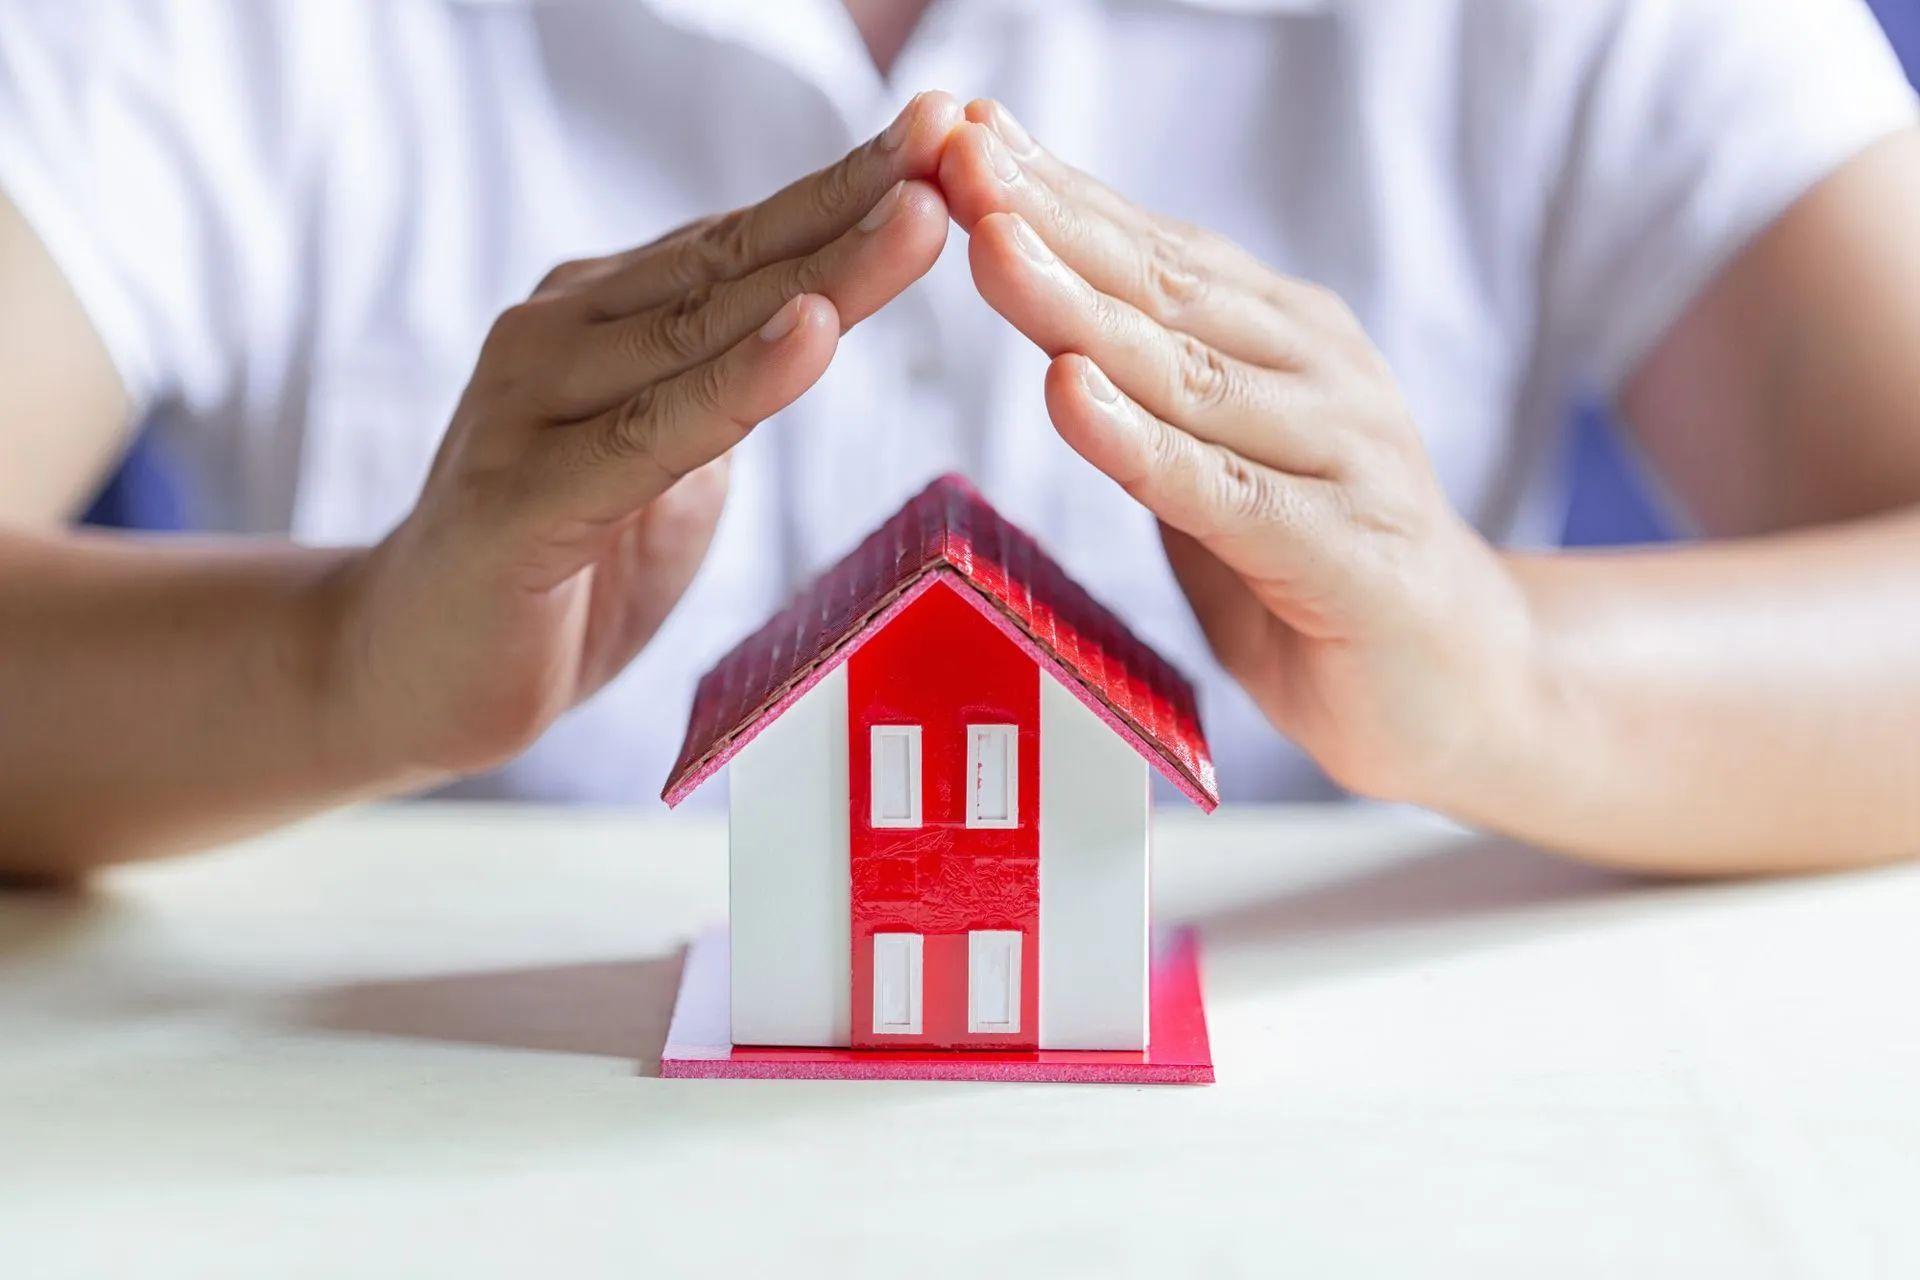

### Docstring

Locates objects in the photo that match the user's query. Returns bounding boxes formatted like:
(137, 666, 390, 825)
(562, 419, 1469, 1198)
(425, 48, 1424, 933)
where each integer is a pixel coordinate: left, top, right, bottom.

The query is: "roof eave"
(663, 568, 1220, 811)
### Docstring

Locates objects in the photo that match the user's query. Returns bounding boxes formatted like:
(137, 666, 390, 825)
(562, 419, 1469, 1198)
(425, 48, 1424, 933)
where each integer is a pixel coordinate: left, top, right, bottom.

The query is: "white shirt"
(1, 0, 1914, 805)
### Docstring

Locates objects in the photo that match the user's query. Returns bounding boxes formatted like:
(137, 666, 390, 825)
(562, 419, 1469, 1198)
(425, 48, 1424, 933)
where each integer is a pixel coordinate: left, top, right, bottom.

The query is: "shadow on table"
(1190, 832, 1656, 995)
(304, 836, 1653, 1063)
(305, 949, 688, 1075)
(0, 881, 126, 963)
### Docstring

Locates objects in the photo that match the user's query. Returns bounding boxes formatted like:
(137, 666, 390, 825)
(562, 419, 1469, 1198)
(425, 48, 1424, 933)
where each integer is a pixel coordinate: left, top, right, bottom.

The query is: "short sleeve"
(1536, 0, 1920, 400)
(0, 1, 296, 418)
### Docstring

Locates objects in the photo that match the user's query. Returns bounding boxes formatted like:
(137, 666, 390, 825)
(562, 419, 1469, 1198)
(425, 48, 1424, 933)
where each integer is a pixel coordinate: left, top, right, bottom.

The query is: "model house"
(662, 474, 1217, 1058)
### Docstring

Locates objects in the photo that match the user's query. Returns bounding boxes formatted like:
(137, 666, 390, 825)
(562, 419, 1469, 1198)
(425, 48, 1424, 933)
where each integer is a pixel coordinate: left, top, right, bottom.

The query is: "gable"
(663, 475, 1218, 810)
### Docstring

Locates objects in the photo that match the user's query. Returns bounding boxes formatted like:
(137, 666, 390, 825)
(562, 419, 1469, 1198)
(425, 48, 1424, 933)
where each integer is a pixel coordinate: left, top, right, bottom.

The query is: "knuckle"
(685, 361, 731, 421)
(1144, 431, 1218, 540)
(1138, 415, 1182, 479)
(793, 248, 832, 293)
(1173, 333, 1235, 413)
(1141, 226, 1207, 322)
(533, 257, 592, 297)
(686, 210, 756, 283)
(1041, 186, 1092, 252)
(807, 155, 866, 223)
(663, 279, 719, 321)
(650, 281, 724, 365)
(608, 384, 662, 457)
(664, 365, 751, 478)
(1120, 422, 1179, 503)
(477, 300, 562, 394)
(1088, 291, 1131, 344)
(775, 253, 830, 306)
(485, 300, 548, 351)
(641, 214, 712, 255)
(576, 418, 629, 476)
(1214, 452, 1276, 527)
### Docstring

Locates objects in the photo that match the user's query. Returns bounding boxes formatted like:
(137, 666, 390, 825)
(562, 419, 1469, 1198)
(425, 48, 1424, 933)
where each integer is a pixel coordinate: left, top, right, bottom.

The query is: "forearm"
(0, 529, 434, 878)
(1443, 509, 1920, 875)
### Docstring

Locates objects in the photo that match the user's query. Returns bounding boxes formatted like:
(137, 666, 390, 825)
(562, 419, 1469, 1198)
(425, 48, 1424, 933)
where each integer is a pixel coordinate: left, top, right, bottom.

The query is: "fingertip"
(887, 89, 966, 176)
(967, 97, 1038, 158)
(755, 292, 839, 365)
(849, 180, 949, 307)
(735, 292, 838, 414)
(913, 88, 965, 129)
(941, 122, 1017, 230)
(896, 176, 950, 223)
(791, 292, 842, 343)
(890, 178, 952, 260)
(899, 179, 954, 266)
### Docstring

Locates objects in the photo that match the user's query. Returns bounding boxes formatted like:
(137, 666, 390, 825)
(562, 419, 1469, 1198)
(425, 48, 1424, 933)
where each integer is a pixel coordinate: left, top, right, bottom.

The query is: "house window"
(872, 933, 924, 1035)
(968, 930, 1022, 1034)
(965, 724, 1018, 828)
(869, 725, 922, 828)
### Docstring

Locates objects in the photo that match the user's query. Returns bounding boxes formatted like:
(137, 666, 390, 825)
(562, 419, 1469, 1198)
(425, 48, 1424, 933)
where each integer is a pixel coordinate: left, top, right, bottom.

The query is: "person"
(2, 0, 1918, 880)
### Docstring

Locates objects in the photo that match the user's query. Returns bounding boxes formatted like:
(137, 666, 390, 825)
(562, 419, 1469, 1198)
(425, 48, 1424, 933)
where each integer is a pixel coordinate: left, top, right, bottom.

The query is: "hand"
(334, 94, 964, 777)
(939, 101, 1543, 805)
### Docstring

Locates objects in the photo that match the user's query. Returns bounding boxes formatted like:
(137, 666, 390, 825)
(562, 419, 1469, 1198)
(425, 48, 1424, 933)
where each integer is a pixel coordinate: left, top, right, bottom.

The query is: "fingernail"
(1080, 359, 1120, 405)
(980, 128, 1021, 184)
(759, 295, 804, 342)
(990, 102, 1036, 156)
(879, 96, 918, 151)
(1009, 215, 1051, 263)
(859, 181, 904, 232)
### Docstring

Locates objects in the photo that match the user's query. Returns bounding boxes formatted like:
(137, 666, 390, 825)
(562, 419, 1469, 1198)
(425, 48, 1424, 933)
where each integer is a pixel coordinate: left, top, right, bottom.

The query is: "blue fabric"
(1560, 405, 1673, 547)
(1565, 0, 1919, 546)
(1877, 0, 1920, 69)
(80, 431, 185, 528)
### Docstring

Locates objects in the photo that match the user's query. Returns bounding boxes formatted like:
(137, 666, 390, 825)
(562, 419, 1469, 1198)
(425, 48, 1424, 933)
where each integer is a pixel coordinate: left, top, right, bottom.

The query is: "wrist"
(309, 539, 454, 796)
(1394, 551, 1583, 826)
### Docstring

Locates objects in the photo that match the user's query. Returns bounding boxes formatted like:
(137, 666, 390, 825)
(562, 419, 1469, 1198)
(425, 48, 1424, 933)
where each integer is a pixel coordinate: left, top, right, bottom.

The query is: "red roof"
(662, 474, 1218, 811)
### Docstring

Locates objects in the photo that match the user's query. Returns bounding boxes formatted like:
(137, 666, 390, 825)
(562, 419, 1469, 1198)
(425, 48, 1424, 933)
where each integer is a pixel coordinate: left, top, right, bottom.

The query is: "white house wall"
(728, 665, 851, 1047)
(1038, 670, 1151, 1050)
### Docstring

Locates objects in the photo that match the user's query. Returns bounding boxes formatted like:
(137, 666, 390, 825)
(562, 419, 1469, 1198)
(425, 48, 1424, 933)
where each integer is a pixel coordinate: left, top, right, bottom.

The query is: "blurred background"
(79, 0, 1920, 548)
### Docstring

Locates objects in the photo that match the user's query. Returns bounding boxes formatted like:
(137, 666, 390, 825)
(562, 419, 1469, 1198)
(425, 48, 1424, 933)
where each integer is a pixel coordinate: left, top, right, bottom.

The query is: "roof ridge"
(927, 470, 973, 570)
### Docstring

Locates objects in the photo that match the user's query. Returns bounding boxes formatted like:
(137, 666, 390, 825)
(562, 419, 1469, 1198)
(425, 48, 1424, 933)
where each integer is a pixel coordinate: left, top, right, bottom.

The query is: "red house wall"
(847, 580, 1040, 1049)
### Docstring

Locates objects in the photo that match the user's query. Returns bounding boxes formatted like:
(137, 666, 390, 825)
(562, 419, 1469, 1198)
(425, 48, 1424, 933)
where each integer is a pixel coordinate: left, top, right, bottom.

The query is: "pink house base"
(661, 925, 1214, 1084)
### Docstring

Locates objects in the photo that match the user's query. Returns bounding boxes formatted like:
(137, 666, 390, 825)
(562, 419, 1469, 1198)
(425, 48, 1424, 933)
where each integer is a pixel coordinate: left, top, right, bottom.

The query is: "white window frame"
(965, 724, 1019, 829)
(967, 930, 1023, 1034)
(868, 725, 923, 829)
(871, 933, 924, 1036)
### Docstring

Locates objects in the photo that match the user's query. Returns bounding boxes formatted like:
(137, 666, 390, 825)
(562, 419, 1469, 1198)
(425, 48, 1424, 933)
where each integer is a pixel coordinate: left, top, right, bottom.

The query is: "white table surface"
(3, 802, 1917, 1279)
